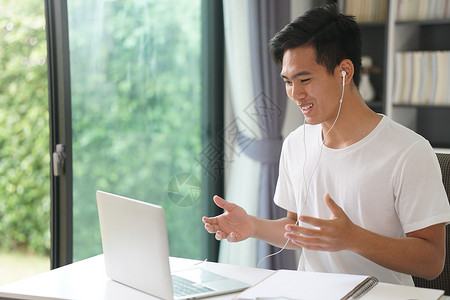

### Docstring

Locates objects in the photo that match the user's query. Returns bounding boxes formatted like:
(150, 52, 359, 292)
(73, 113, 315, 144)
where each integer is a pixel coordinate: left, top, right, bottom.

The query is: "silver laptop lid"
(96, 190, 173, 299)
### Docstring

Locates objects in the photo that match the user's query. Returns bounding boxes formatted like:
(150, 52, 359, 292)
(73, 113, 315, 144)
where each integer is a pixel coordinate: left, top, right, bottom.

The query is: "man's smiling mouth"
(300, 104, 313, 112)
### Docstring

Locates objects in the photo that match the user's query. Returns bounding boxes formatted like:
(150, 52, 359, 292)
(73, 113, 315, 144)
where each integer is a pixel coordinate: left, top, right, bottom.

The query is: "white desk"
(0, 255, 447, 300)
(0, 255, 272, 300)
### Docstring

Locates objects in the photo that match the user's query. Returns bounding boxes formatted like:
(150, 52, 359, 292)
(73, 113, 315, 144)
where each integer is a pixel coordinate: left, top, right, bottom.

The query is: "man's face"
(280, 46, 342, 126)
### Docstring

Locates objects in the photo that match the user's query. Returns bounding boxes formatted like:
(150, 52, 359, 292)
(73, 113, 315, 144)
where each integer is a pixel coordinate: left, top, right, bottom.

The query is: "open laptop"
(96, 190, 250, 299)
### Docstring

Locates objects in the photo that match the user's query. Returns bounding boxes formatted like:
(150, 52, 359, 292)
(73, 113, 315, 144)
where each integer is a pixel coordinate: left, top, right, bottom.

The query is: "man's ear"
(338, 59, 354, 85)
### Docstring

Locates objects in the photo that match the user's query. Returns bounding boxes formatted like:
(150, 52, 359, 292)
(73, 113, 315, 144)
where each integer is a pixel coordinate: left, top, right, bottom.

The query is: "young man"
(202, 4, 450, 286)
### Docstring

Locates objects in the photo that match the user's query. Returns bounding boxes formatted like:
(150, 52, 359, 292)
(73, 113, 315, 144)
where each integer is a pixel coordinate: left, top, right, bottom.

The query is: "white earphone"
(339, 70, 346, 103)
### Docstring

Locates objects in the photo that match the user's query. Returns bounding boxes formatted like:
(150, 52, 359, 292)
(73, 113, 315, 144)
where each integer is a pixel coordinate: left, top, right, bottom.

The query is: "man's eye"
(283, 80, 292, 85)
(301, 78, 310, 83)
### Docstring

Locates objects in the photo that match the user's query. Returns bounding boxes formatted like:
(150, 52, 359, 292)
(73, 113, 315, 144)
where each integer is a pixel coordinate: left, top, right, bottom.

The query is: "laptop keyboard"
(172, 275, 214, 297)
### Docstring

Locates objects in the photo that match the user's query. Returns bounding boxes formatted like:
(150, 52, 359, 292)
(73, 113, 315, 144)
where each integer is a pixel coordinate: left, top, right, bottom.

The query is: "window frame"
(44, 0, 73, 269)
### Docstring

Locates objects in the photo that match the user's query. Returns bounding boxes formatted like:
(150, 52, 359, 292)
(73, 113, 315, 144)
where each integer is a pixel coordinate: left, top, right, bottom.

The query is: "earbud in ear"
(341, 71, 346, 87)
(340, 70, 346, 103)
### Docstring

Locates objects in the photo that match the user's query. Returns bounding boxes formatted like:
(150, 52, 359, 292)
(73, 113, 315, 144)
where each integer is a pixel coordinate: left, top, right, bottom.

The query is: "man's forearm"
(350, 223, 446, 280)
(250, 215, 300, 250)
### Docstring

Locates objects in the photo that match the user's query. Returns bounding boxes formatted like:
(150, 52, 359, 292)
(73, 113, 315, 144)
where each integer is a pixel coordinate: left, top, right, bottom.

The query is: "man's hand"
(202, 195, 255, 242)
(285, 193, 358, 252)
(285, 193, 446, 279)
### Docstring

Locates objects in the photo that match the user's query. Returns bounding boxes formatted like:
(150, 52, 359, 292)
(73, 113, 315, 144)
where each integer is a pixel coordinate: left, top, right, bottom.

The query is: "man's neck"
(322, 95, 382, 149)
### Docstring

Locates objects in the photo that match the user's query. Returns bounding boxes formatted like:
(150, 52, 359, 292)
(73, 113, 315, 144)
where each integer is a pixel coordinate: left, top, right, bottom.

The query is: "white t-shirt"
(274, 116, 450, 286)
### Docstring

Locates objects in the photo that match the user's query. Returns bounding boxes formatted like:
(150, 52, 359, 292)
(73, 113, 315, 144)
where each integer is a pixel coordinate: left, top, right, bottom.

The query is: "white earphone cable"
(256, 72, 345, 268)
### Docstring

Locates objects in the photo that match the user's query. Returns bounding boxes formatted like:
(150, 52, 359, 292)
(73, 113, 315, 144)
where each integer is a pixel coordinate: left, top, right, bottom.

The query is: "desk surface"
(0, 255, 447, 300)
(0, 255, 272, 300)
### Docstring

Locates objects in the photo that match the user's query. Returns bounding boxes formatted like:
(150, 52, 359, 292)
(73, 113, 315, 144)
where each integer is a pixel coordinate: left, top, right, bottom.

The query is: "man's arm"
(251, 210, 300, 249)
(351, 222, 446, 280)
(285, 193, 446, 280)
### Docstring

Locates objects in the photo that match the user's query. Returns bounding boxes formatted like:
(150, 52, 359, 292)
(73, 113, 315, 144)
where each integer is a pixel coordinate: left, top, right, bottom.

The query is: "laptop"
(96, 190, 250, 299)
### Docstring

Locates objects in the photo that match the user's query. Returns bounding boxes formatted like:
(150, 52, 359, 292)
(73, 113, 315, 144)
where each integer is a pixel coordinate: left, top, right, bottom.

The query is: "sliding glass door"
(46, 0, 224, 266)
(0, 0, 50, 283)
(69, 0, 205, 261)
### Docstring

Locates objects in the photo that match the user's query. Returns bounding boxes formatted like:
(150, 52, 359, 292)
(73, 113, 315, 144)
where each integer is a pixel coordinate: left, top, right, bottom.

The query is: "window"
(0, 0, 50, 283)
(46, 0, 224, 266)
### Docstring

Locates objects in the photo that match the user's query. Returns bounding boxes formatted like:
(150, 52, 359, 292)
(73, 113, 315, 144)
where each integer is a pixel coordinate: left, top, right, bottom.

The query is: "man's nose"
(288, 83, 306, 101)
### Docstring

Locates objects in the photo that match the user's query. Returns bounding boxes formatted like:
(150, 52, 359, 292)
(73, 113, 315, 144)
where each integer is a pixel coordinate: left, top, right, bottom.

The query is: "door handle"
(52, 144, 65, 176)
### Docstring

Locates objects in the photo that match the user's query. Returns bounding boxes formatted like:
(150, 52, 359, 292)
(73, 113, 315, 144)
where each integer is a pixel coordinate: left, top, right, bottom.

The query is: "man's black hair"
(269, 4, 362, 86)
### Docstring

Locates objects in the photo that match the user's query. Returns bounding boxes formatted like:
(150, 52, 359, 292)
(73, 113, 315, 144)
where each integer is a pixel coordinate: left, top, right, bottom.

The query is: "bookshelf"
(359, 22, 386, 113)
(340, 0, 450, 148)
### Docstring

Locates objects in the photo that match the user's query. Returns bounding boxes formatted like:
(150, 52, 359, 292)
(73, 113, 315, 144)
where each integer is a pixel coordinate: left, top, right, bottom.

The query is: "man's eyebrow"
(280, 71, 311, 80)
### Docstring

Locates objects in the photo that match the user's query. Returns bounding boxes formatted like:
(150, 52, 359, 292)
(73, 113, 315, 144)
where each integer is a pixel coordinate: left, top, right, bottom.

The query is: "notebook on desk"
(237, 269, 379, 300)
(96, 190, 250, 300)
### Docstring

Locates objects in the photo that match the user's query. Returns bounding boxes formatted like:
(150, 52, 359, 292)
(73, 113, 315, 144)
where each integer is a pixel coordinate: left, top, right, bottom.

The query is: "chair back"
(413, 152, 450, 295)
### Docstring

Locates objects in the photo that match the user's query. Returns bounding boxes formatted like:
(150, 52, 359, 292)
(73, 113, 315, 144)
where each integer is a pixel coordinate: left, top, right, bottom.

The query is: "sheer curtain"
(220, 0, 295, 270)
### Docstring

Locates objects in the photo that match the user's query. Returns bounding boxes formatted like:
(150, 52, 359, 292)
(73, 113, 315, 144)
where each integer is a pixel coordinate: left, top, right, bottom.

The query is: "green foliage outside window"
(68, 0, 205, 260)
(0, 0, 50, 255)
(0, 0, 205, 261)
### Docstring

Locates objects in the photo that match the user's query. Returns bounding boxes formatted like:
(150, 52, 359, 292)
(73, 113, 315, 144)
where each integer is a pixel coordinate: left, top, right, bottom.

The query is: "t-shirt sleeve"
(273, 139, 297, 213)
(393, 140, 450, 233)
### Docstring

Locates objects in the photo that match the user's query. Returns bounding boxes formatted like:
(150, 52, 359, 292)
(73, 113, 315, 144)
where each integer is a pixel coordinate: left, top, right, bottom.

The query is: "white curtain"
(220, 0, 293, 269)
(220, 0, 262, 267)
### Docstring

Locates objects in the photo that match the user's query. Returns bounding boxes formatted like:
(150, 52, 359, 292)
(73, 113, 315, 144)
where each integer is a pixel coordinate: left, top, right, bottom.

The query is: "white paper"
(237, 270, 371, 300)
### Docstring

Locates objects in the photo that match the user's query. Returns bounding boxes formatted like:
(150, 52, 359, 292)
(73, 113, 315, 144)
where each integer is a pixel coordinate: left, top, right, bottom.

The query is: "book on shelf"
(435, 51, 448, 105)
(344, 0, 387, 23)
(392, 52, 403, 104)
(397, 0, 450, 21)
(429, 52, 438, 104)
(446, 53, 450, 104)
(392, 51, 450, 106)
(410, 51, 422, 104)
(400, 52, 413, 104)
(418, 52, 432, 104)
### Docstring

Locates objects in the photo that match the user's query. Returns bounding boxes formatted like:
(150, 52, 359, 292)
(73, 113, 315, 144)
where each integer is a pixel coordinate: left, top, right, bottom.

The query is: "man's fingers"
(213, 195, 226, 208)
(215, 230, 224, 240)
(202, 216, 218, 231)
(297, 215, 325, 228)
(203, 222, 218, 234)
(204, 196, 242, 243)
(214, 230, 238, 242)
(213, 195, 235, 212)
(286, 224, 321, 237)
(285, 230, 328, 249)
(227, 232, 238, 242)
(202, 216, 216, 225)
